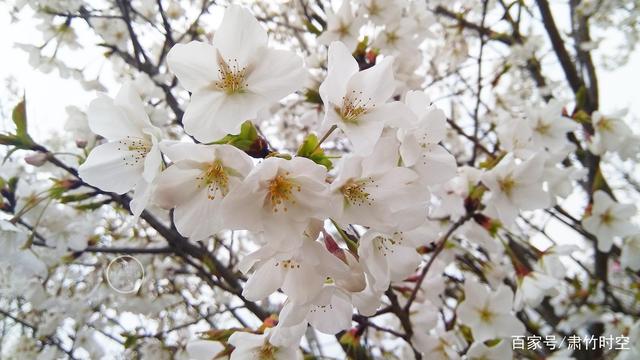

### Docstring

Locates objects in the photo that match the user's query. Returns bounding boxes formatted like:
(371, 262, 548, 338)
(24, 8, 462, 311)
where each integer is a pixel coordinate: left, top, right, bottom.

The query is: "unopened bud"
(25, 153, 48, 167)
(56, 178, 82, 190)
(246, 137, 269, 158)
(323, 230, 347, 264)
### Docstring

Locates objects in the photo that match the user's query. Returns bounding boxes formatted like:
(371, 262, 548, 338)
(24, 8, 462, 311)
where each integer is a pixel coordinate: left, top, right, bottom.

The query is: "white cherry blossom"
(525, 100, 577, 151)
(330, 134, 428, 231)
(153, 142, 254, 240)
(223, 157, 329, 246)
(271, 286, 353, 346)
(358, 230, 422, 292)
(228, 329, 298, 360)
(582, 190, 637, 252)
(399, 90, 457, 185)
(186, 340, 225, 360)
(466, 339, 512, 360)
(317, 1, 364, 50)
(78, 83, 162, 218)
(590, 110, 634, 154)
(481, 153, 550, 227)
(621, 235, 640, 271)
(358, 0, 402, 25)
(167, 5, 306, 142)
(239, 237, 352, 304)
(457, 280, 525, 342)
(319, 41, 411, 155)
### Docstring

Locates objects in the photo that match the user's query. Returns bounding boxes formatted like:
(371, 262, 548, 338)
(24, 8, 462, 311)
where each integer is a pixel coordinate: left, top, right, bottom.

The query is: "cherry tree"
(1, 0, 639, 359)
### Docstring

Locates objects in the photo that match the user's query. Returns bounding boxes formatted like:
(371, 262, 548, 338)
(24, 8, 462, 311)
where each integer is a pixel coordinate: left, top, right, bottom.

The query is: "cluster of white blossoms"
(65, 2, 640, 359)
(4, 0, 640, 359)
(76, 5, 461, 356)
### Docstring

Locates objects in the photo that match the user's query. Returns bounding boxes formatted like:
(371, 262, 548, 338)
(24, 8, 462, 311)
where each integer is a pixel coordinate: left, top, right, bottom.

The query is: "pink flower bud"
(25, 153, 47, 167)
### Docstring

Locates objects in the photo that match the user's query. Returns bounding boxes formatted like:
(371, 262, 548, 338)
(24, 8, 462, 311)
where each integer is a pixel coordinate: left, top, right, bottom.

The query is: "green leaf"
(304, 88, 322, 105)
(12, 99, 28, 138)
(575, 86, 588, 111)
(211, 121, 269, 158)
(296, 134, 333, 170)
(1, 99, 34, 153)
(58, 192, 94, 204)
(123, 334, 138, 349)
(303, 20, 321, 35)
(74, 202, 106, 211)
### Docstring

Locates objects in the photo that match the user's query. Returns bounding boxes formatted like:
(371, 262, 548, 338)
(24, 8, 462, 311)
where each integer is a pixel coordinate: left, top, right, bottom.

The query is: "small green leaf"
(74, 202, 106, 211)
(304, 89, 322, 105)
(575, 86, 588, 111)
(296, 134, 333, 170)
(211, 121, 269, 158)
(12, 99, 28, 139)
(123, 334, 138, 349)
(303, 20, 321, 35)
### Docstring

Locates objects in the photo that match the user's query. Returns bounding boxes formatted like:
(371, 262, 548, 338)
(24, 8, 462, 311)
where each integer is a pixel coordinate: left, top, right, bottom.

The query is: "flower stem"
(312, 124, 338, 153)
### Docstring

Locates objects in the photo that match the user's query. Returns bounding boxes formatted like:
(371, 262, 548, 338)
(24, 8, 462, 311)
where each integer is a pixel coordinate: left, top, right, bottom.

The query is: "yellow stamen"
(337, 90, 373, 124)
(214, 50, 248, 94)
(197, 160, 229, 200)
(267, 173, 300, 212)
(498, 176, 516, 197)
(341, 178, 374, 207)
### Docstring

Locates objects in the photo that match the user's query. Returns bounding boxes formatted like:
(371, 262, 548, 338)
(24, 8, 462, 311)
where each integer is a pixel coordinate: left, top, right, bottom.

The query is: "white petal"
(166, 41, 218, 92)
(142, 140, 161, 183)
(183, 90, 266, 142)
(346, 56, 395, 104)
(387, 245, 421, 282)
(278, 301, 310, 327)
(114, 83, 153, 130)
(159, 141, 215, 164)
(281, 263, 325, 304)
(340, 116, 385, 155)
(153, 165, 201, 209)
(246, 48, 306, 100)
(186, 340, 224, 360)
(174, 187, 225, 240)
(493, 314, 525, 339)
(319, 41, 359, 106)
(413, 144, 457, 185)
(130, 179, 152, 218)
(242, 259, 285, 301)
(79, 141, 142, 194)
(213, 5, 268, 66)
(405, 90, 430, 119)
(376, 101, 415, 129)
(87, 95, 142, 141)
(308, 289, 353, 334)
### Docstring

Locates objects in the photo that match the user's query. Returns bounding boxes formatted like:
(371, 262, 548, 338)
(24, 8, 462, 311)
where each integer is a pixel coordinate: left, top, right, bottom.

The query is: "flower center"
(341, 178, 374, 207)
(275, 259, 301, 269)
(197, 160, 229, 200)
(478, 306, 494, 322)
(337, 91, 373, 124)
(498, 176, 516, 197)
(337, 22, 351, 36)
(368, 1, 381, 15)
(374, 232, 403, 256)
(258, 342, 277, 360)
(116, 136, 151, 167)
(310, 302, 334, 314)
(534, 119, 551, 135)
(600, 210, 614, 225)
(596, 116, 613, 132)
(267, 173, 300, 212)
(385, 31, 399, 45)
(215, 51, 247, 94)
